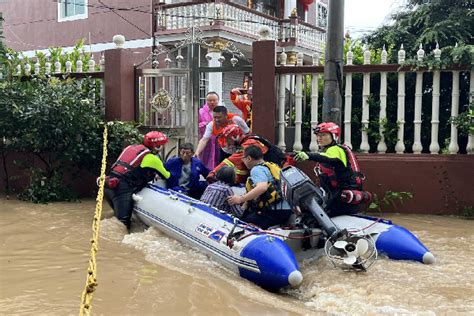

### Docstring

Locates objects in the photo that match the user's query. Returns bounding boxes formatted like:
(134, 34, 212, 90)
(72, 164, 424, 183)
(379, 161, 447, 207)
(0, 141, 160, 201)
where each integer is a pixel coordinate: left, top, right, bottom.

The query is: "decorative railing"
(153, 0, 325, 53)
(275, 45, 473, 155)
(2, 55, 105, 77)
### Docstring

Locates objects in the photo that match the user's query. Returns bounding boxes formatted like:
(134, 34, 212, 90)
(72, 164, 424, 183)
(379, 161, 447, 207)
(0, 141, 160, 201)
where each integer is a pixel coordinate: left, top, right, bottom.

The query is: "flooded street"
(0, 197, 473, 315)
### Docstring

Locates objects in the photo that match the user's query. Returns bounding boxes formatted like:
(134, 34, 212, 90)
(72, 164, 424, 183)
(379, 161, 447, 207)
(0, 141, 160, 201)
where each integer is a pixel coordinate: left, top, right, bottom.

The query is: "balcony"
(152, 0, 326, 56)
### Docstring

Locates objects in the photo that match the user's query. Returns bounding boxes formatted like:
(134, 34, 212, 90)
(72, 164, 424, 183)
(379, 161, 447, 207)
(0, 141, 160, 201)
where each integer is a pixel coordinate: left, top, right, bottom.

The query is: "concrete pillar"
(284, 0, 297, 18)
(252, 40, 276, 143)
(104, 48, 135, 121)
(207, 50, 223, 101)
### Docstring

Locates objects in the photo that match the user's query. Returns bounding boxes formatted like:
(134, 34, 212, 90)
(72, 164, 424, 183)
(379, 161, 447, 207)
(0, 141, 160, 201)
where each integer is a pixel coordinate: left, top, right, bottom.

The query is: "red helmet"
(144, 131, 168, 148)
(218, 124, 243, 153)
(313, 122, 341, 142)
(220, 124, 244, 139)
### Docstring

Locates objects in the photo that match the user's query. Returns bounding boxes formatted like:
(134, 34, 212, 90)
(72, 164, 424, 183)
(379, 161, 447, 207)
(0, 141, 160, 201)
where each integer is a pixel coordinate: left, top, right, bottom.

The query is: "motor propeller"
(325, 230, 377, 271)
(280, 166, 377, 272)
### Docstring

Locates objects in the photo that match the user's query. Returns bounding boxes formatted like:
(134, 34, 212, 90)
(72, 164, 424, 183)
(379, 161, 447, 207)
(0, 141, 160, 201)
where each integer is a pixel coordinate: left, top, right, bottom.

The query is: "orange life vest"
(212, 113, 237, 137)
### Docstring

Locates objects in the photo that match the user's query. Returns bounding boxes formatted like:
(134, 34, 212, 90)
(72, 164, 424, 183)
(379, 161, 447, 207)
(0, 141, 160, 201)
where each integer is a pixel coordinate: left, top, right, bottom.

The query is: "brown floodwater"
(0, 197, 473, 315)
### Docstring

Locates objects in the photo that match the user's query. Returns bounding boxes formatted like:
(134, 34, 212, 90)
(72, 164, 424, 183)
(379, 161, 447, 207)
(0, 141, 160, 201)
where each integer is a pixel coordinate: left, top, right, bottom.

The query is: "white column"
(395, 45, 406, 154)
(207, 51, 223, 100)
(413, 70, 423, 154)
(309, 53, 320, 152)
(412, 44, 425, 154)
(467, 69, 474, 154)
(278, 51, 287, 151)
(429, 68, 441, 153)
(344, 49, 353, 149)
(448, 70, 460, 154)
(360, 45, 371, 153)
(293, 53, 303, 151)
(284, 0, 297, 18)
(378, 46, 388, 153)
(430, 44, 442, 154)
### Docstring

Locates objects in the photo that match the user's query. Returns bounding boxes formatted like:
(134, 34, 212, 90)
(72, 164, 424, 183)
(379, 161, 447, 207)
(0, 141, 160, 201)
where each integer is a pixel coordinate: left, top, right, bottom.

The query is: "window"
(58, 0, 88, 22)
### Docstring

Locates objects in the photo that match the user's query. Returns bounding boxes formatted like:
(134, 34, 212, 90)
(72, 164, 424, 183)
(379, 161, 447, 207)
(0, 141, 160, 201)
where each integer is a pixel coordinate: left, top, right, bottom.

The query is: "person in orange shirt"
(194, 106, 250, 162)
(230, 87, 252, 124)
(207, 124, 267, 185)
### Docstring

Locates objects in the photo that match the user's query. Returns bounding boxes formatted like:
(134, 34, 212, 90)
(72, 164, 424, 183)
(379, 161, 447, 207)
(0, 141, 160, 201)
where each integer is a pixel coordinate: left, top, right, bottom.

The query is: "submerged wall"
(1, 153, 473, 214)
(298, 154, 474, 215)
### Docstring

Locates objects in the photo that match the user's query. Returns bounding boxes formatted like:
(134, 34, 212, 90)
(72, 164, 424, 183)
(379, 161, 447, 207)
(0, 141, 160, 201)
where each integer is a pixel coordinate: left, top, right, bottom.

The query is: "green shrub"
(0, 69, 142, 202)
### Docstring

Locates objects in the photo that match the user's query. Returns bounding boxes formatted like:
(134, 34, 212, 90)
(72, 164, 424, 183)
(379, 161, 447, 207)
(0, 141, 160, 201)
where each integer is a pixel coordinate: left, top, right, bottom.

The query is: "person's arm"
(207, 158, 233, 182)
(306, 153, 345, 168)
(194, 122, 213, 157)
(225, 186, 243, 217)
(141, 154, 171, 179)
(232, 116, 250, 134)
(198, 160, 210, 178)
(227, 182, 268, 205)
(194, 137, 210, 157)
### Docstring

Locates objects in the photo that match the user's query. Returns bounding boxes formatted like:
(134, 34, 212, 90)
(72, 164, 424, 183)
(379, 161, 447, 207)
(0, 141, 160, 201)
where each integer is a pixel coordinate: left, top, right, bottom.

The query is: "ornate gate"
(135, 27, 251, 148)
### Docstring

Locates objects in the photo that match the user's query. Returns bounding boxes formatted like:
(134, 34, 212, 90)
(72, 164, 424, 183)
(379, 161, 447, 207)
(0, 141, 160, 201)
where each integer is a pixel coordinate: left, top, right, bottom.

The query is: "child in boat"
(201, 166, 243, 217)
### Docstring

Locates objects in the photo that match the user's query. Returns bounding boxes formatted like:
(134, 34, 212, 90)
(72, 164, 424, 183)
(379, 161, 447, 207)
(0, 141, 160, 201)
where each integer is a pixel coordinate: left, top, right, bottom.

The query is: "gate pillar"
(104, 48, 135, 121)
(252, 40, 277, 143)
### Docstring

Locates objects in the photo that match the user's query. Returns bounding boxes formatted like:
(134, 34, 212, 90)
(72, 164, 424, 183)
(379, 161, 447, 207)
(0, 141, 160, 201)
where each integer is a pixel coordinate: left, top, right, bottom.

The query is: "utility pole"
(322, 0, 344, 126)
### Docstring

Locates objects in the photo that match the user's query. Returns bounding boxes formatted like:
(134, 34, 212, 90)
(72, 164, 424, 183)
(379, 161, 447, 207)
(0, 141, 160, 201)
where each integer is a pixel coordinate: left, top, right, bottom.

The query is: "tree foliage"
(0, 42, 143, 202)
(342, 0, 474, 153)
(364, 0, 473, 64)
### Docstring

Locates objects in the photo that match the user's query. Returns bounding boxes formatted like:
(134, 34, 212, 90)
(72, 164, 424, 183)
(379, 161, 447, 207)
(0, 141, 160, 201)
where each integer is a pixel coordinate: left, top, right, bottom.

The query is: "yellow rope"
(79, 124, 108, 316)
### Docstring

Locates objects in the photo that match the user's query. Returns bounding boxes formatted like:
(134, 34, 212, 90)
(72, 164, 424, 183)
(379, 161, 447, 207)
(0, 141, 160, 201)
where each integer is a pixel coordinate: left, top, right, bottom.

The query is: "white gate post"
(429, 44, 441, 154)
(344, 49, 353, 149)
(412, 44, 425, 154)
(448, 70, 460, 154)
(395, 45, 406, 154)
(467, 69, 474, 154)
(377, 45, 388, 153)
(293, 52, 304, 151)
(309, 53, 320, 152)
(278, 51, 287, 150)
(360, 45, 371, 153)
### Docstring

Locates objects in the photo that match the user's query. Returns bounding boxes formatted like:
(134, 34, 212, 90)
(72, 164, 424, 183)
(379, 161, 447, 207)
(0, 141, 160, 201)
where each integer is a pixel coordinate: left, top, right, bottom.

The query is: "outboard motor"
(280, 166, 377, 271)
(280, 165, 338, 238)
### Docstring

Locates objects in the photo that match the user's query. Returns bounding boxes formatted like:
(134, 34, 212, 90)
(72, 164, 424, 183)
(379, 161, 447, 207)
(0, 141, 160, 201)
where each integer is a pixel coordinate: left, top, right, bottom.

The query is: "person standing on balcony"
(294, 122, 372, 217)
(195, 105, 250, 164)
(198, 92, 221, 170)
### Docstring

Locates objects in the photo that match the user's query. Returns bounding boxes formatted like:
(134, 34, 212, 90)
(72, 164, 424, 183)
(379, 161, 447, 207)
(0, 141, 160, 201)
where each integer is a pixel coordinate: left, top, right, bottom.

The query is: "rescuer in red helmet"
(294, 122, 372, 217)
(103, 131, 171, 230)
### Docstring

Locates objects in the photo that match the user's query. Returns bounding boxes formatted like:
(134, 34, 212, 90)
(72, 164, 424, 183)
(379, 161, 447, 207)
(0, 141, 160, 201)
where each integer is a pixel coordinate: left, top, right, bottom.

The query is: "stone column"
(252, 40, 277, 142)
(206, 49, 223, 101)
(104, 35, 135, 121)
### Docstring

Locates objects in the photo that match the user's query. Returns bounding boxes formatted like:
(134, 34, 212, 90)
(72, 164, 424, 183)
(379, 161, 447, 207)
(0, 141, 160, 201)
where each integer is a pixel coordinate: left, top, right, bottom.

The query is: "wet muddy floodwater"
(0, 198, 473, 315)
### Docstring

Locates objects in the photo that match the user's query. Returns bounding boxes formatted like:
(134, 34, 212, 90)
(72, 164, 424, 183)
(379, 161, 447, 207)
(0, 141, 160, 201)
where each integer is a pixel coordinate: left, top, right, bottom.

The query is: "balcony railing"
(153, 0, 326, 53)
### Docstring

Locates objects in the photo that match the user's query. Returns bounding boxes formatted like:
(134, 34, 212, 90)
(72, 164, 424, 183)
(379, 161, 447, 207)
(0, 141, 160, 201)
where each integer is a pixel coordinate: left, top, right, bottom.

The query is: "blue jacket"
(164, 157, 209, 194)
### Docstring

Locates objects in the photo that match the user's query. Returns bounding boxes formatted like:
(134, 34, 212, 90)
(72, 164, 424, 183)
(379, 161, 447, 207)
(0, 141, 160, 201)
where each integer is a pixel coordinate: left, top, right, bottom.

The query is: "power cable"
(8, 1, 391, 37)
(96, 0, 151, 37)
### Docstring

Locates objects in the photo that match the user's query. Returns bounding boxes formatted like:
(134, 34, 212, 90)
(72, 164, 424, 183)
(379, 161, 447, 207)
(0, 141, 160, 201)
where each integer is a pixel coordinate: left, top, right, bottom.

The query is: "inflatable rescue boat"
(133, 166, 435, 290)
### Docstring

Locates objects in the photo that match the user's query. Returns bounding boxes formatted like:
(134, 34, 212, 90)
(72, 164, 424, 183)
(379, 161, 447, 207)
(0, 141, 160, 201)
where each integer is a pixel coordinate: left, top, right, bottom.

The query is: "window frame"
(57, 0, 88, 22)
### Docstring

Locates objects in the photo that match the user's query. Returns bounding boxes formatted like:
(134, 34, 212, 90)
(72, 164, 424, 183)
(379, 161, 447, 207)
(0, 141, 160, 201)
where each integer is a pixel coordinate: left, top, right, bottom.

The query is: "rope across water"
(79, 124, 108, 316)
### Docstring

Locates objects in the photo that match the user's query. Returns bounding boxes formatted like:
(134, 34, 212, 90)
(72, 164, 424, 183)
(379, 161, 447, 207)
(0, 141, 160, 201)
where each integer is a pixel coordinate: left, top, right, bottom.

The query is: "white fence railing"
(275, 45, 473, 155)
